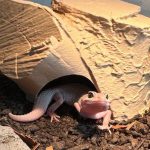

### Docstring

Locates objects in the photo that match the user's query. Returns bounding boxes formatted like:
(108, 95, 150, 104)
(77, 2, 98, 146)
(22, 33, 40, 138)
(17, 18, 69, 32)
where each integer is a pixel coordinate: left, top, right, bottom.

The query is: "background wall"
(124, 0, 150, 16)
(31, 0, 51, 6)
(31, 0, 150, 17)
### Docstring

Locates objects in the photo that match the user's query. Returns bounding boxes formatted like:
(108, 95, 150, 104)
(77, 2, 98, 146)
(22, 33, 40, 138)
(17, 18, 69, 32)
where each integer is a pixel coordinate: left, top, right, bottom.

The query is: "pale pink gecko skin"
(9, 83, 111, 130)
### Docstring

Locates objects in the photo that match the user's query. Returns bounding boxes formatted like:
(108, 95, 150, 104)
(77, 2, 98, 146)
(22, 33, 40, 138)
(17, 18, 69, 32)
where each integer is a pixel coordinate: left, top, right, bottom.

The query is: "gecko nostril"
(106, 94, 109, 99)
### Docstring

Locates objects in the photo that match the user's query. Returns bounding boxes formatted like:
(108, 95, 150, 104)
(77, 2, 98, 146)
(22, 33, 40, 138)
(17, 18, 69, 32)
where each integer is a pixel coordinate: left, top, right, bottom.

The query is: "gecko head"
(81, 91, 109, 106)
(74, 91, 110, 118)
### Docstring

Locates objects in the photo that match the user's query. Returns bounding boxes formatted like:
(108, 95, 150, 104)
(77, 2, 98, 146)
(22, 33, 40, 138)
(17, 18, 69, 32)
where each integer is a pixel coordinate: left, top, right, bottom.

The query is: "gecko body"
(9, 83, 112, 130)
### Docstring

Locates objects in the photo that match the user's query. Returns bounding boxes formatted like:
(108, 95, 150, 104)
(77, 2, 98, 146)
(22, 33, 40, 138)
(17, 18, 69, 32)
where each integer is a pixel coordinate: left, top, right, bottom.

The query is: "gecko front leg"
(96, 110, 112, 133)
(47, 92, 64, 122)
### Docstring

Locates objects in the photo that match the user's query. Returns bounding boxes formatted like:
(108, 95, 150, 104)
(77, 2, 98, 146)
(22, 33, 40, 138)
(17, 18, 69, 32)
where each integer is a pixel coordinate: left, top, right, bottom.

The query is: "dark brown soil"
(0, 75, 150, 150)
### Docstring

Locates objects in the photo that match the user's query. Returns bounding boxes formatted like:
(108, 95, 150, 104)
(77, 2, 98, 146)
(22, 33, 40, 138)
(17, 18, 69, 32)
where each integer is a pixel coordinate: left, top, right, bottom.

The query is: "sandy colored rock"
(117, 14, 150, 29)
(54, 0, 141, 20)
(52, 0, 150, 120)
(0, 125, 30, 150)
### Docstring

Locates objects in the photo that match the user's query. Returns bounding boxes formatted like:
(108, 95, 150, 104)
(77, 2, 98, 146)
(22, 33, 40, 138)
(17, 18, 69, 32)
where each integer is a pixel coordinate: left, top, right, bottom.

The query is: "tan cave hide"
(0, 0, 149, 121)
(0, 0, 97, 100)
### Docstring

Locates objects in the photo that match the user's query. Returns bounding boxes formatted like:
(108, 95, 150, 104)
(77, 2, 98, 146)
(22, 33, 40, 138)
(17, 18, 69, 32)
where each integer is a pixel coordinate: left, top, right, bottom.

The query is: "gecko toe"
(97, 125, 112, 134)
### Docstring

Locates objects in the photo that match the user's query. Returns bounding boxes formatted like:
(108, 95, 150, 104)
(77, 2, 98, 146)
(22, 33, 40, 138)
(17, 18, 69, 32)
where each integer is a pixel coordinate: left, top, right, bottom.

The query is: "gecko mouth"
(81, 100, 108, 106)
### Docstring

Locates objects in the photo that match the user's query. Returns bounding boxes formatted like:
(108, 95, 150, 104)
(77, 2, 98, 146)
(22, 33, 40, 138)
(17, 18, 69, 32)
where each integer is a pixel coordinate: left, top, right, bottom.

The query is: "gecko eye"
(106, 94, 109, 99)
(88, 91, 94, 98)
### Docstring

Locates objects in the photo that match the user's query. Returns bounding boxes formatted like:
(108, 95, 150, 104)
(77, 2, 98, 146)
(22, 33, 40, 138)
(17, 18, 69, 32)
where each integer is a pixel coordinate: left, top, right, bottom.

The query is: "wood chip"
(111, 124, 127, 129)
(134, 139, 145, 150)
(112, 121, 138, 130)
(46, 146, 53, 150)
(67, 144, 90, 150)
(126, 121, 138, 130)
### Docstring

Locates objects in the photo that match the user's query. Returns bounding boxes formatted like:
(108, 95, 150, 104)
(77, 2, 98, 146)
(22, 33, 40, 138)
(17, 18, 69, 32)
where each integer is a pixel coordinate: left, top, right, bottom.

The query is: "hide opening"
(39, 74, 97, 95)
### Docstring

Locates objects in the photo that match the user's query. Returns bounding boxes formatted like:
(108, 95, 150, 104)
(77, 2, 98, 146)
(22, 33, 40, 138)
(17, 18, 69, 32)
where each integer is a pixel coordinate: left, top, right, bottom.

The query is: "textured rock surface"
(0, 0, 61, 78)
(52, 0, 150, 120)
(0, 125, 30, 150)
(53, 0, 141, 19)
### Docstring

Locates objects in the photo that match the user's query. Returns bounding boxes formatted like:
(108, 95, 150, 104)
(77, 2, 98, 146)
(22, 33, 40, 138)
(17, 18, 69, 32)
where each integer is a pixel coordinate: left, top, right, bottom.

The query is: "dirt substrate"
(0, 76, 150, 150)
